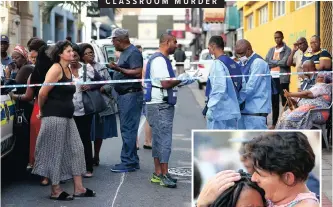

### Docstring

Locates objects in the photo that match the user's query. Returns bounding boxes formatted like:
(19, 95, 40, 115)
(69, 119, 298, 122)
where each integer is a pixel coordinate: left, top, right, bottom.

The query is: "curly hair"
(194, 162, 202, 199)
(78, 43, 94, 62)
(211, 169, 266, 207)
(46, 41, 72, 63)
(244, 132, 315, 184)
(27, 37, 46, 52)
(71, 43, 80, 54)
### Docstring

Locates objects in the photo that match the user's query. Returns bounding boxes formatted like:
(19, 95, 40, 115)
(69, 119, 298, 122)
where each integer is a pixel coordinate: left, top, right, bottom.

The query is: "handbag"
(13, 100, 28, 128)
(82, 64, 107, 115)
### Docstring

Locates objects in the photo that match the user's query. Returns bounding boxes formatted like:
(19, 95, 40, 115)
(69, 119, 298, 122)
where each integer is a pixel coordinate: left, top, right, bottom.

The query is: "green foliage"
(42, 1, 120, 23)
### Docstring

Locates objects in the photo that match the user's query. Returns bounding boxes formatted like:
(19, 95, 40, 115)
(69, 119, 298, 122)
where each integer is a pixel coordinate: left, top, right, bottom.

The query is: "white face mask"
(239, 56, 248, 64)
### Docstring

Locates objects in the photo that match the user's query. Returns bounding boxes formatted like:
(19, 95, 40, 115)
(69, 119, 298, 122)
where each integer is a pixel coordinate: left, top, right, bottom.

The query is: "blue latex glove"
(206, 109, 213, 121)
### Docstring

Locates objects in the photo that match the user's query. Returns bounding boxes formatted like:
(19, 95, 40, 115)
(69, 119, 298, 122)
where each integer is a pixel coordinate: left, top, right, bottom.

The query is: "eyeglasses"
(84, 51, 94, 56)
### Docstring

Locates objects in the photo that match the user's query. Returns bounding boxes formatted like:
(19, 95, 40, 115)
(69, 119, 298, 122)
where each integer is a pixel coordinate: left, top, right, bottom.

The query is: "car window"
(93, 45, 105, 63)
(104, 45, 116, 62)
(201, 52, 213, 60)
(225, 51, 233, 57)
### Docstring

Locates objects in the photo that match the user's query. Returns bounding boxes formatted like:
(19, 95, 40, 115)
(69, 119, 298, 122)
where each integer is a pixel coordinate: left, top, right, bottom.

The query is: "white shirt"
(146, 57, 170, 104)
(72, 63, 95, 116)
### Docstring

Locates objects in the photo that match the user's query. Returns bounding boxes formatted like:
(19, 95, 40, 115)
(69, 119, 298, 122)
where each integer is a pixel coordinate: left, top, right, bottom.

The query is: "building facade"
(237, 1, 332, 92)
(42, 6, 77, 43)
(0, 1, 33, 52)
(115, 8, 193, 50)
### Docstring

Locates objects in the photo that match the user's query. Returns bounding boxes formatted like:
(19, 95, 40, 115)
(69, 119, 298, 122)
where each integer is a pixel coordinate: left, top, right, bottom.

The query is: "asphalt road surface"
(1, 84, 206, 207)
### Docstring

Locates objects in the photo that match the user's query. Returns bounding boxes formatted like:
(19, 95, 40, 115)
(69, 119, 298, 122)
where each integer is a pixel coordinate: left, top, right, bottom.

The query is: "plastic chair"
(307, 102, 333, 150)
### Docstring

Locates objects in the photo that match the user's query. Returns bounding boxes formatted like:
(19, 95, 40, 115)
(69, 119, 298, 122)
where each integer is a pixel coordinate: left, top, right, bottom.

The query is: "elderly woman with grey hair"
(276, 71, 332, 129)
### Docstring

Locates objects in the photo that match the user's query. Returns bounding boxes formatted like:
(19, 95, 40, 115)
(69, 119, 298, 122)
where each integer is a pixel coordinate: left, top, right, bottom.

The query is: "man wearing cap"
(108, 28, 144, 172)
(1, 35, 12, 79)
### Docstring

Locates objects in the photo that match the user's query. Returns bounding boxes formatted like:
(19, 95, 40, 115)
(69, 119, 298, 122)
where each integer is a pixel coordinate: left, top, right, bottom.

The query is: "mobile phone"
(8, 62, 16, 70)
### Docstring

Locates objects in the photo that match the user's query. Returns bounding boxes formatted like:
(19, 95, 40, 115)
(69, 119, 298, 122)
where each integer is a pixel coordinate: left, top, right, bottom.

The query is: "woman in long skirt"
(32, 41, 95, 200)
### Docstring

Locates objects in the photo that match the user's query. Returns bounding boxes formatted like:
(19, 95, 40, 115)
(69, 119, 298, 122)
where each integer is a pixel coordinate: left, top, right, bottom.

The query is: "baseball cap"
(111, 28, 129, 38)
(1, 35, 9, 43)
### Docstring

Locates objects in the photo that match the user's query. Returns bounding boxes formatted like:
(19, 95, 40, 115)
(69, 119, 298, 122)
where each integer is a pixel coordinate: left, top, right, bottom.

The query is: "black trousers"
(74, 114, 94, 173)
(272, 78, 289, 126)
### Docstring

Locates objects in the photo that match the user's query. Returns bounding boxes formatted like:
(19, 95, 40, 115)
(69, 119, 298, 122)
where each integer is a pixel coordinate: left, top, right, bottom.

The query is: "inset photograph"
(193, 130, 321, 207)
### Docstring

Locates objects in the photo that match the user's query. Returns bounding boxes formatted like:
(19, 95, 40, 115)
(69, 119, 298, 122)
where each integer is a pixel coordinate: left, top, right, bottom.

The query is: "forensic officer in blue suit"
(235, 39, 272, 129)
(205, 36, 242, 129)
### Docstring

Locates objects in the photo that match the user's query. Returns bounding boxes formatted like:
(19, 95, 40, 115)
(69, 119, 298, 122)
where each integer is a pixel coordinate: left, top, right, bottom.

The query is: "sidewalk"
(322, 149, 332, 206)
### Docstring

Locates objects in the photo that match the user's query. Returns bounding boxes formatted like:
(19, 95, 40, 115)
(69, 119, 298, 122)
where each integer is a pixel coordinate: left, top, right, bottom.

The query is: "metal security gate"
(320, 1, 332, 54)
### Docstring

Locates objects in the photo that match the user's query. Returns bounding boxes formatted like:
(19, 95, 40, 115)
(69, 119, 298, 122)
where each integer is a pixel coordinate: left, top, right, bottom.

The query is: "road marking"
(111, 173, 126, 207)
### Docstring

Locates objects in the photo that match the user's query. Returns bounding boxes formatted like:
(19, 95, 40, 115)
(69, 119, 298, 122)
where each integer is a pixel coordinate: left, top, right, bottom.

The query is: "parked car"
(93, 39, 116, 63)
(196, 47, 234, 90)
(1, 91, 15, 159)
(1, 79, 30, 179)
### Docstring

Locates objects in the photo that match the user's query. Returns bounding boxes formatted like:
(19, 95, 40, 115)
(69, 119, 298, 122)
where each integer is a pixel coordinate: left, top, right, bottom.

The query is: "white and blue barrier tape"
(1, 70, 331, 89)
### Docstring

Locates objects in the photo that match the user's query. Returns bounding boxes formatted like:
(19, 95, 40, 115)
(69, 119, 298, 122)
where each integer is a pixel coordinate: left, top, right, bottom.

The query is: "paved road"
(1, 85, 206, 207)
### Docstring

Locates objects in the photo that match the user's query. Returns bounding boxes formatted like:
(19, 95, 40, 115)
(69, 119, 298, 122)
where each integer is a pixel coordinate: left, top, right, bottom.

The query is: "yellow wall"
(238, 2, 316, 92)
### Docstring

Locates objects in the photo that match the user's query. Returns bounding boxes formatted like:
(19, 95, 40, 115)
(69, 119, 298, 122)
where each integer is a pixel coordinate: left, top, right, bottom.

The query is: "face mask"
(239, 56, 248, 64)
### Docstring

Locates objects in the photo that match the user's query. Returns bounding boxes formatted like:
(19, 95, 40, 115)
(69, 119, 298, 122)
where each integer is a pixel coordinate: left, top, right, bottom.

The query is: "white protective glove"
(177, 70, 200, 86)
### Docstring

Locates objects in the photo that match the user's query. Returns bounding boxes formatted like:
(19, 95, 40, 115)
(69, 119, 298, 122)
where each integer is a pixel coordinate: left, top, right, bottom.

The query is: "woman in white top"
(71, 43, 100, 178)
(79, 43, 118, 166)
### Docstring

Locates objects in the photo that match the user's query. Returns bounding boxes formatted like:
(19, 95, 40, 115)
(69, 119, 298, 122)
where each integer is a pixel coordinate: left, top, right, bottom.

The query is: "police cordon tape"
(173, 60, 323, 65)
(1, 70, 332, 89)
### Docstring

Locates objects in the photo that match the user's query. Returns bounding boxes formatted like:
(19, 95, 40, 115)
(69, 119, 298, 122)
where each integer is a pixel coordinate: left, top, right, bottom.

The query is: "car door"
(1, 94, 15, 159)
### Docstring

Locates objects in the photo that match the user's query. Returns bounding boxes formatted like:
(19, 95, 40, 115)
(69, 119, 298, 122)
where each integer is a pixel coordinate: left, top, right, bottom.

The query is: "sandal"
(143, 145, 152, 149)
(83, 172, 93, 178)
(50, 191, 74, 201)
(40, 178, 50, 186)
(74, 188, 96, 197)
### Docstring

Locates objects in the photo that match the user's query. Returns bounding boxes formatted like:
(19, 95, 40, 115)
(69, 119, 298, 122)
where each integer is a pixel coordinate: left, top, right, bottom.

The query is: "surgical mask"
(239, 56, 248, 64)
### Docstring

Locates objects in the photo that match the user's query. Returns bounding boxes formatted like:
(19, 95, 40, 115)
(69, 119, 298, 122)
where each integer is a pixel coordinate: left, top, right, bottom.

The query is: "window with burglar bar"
(273, 1, 285, 18)
(259, 5, 268, 25)
(295, 1, 313, 10)
(247, 14, 253, 30)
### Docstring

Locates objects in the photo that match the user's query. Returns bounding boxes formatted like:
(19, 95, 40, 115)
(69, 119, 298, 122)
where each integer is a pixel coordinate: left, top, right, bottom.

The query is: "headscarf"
(13, 45, 29, 60)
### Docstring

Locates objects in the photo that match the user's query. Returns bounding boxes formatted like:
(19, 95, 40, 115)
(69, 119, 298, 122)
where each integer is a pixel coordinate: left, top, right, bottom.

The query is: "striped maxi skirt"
(32, 116, 86, 185)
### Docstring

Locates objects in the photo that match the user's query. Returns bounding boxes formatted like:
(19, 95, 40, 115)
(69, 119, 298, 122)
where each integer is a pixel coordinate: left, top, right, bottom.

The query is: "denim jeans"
(117, 91, 143, 166)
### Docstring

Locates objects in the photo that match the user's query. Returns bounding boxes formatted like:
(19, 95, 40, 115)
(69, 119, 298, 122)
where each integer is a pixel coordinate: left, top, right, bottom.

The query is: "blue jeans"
(118, 91, 143, 166)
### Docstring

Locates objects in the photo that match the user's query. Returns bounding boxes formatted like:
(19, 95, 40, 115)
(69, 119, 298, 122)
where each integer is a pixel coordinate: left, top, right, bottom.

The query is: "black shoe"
(93, 158, 100, 166)
(166, 173, 178, 183)
(143, 145, 152, 149)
